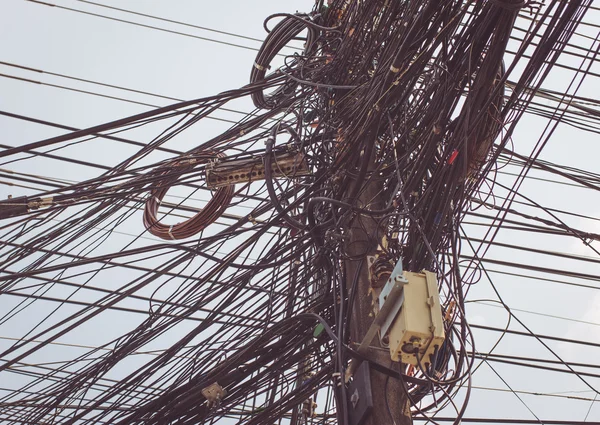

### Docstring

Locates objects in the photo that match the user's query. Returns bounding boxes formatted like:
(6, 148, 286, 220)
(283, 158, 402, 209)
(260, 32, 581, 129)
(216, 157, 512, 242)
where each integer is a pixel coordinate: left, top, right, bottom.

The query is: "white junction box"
(388, 270, 445, 366)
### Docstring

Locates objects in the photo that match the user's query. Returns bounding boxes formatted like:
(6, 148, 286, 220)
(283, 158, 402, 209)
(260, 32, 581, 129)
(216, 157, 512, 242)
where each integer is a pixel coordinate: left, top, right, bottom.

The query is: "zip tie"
(154, 196, 162, 205)
(390, 65, 400, 73)
(168, 225, 176, 240)
(254, 62, 266, 71)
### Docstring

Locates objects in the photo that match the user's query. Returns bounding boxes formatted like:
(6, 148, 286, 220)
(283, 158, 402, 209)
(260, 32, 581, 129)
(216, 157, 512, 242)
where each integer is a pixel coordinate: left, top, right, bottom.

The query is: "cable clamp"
(254, 62, 266, 71)
(27, 196, 53, 210)
(202, 382, 227, 408)
(39, 196, 53, 208)
(390, 65, 400, 73)
(248, 214, 257, 225)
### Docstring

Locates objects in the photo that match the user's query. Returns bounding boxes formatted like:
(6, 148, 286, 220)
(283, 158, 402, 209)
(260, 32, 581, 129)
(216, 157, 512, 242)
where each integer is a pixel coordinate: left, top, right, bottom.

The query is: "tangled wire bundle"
(0, 1, 593, 424)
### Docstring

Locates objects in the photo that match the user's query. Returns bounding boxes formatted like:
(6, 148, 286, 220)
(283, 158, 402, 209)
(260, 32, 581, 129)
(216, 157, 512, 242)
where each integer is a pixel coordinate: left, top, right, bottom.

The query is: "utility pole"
(344, 151, 412, 425)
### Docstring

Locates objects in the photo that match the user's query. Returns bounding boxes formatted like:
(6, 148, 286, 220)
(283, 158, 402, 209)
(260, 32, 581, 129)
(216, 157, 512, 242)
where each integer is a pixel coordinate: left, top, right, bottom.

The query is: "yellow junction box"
(388, 270, 445, 366)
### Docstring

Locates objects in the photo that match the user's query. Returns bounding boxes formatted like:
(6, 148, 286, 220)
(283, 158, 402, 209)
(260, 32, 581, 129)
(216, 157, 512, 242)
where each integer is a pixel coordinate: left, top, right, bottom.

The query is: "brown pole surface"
(344, 153, 412, 425)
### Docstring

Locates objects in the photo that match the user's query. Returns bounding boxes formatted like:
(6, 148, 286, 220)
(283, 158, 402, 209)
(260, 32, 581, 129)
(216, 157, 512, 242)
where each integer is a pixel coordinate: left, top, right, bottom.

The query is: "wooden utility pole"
(344, 152, 412, 425)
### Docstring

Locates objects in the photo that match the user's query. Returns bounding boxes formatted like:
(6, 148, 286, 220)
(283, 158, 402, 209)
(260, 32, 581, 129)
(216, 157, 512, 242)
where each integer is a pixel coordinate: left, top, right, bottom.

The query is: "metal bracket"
(345, 258, 407, 382)
(378, 260, 408, 338)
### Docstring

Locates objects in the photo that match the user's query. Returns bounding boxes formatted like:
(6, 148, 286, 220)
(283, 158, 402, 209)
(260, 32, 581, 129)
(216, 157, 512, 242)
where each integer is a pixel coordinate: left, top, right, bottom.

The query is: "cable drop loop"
(264, 123, 307, 231)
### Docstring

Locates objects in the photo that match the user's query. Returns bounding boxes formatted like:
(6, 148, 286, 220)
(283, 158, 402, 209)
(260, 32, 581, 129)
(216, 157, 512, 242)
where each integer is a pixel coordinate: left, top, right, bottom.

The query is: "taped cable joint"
(28, 196, 54, 210)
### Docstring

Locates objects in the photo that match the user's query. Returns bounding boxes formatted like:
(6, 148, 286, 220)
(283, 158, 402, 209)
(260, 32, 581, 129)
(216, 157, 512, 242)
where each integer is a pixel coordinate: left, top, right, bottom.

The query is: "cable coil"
(143, 153, 234, 240)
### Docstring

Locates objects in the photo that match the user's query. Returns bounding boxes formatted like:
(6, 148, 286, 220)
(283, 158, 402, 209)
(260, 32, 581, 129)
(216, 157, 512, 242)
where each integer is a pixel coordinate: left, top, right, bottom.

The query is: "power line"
(469, 323, 600, 350)
(472, 300, 600, 328)
(24, 0, 267, 53)
(0, 61, 263, 120)
(0, 72, 240, 125)
(73, 0, 270, 45)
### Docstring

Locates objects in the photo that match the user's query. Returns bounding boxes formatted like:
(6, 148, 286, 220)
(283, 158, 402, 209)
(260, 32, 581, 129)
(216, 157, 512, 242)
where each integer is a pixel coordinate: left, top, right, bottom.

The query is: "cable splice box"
(388, 270, 445, 366)
(206, 151, 309, 189)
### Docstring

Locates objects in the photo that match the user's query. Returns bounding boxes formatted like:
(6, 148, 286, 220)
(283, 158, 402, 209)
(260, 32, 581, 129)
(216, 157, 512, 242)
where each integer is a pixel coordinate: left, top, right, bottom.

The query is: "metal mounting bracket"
(378, 260, 408, 338)
(345, 258, 407, 382)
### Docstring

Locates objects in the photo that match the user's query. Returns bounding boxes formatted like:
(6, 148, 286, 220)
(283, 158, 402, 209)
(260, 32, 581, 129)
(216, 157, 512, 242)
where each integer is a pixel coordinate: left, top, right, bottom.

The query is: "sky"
(1, 0, 600, 424)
